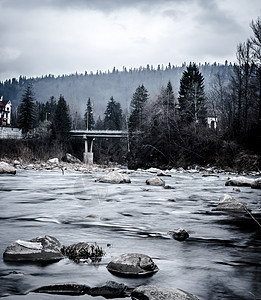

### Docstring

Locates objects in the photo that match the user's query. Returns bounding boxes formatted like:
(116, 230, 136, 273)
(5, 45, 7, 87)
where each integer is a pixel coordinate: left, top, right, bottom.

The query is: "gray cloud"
(0, 0, 260, 81)
(2, 0, 188, 11)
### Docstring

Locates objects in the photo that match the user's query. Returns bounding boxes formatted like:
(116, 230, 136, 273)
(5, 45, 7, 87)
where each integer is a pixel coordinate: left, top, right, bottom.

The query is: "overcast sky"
(0, 0, 260, 81)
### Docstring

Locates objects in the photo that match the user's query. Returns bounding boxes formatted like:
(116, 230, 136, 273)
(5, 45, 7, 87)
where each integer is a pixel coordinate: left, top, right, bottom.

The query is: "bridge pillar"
(83, 136, 94, 165)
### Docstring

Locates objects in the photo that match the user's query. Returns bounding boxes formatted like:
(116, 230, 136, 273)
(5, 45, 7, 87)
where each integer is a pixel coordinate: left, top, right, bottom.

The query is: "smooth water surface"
(0, 169, 260, 299)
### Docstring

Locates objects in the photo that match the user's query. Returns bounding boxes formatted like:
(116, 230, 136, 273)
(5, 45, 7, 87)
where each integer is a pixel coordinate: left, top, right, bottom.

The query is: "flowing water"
(0, 169, 260, 300)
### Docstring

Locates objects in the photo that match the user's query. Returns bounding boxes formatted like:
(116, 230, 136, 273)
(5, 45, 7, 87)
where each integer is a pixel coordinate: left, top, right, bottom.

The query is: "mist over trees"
(0, 62, 233, 121)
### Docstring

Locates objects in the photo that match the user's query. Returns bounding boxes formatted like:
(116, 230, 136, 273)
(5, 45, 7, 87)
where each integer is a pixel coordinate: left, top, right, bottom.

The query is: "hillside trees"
(18, 84, 37, 134)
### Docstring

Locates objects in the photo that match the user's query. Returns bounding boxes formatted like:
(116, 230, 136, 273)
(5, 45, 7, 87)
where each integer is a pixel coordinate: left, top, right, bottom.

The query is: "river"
(0, 168, 260, 299)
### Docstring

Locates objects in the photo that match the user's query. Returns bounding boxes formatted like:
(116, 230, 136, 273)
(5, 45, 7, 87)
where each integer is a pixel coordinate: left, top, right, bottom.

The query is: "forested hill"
(0, 62, 233, 119)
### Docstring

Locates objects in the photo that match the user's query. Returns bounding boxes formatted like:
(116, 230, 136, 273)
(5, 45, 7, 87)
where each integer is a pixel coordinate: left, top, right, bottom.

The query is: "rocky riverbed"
(0, 160, 261, 299)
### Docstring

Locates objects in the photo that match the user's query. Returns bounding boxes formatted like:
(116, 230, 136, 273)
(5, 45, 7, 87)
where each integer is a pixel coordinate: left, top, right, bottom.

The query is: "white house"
(0, 96, 12, 126)
(207, 117, 218, 129)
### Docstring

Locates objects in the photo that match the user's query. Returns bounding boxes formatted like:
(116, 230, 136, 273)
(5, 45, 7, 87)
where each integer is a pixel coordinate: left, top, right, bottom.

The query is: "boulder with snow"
(131, 285, 200, 300)
(0, 161, 16, 175)
(3, 235, 63, 263)
(98, 171, 131, 184)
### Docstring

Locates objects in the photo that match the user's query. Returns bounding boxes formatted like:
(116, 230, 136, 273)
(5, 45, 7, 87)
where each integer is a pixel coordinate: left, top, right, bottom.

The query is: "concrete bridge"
(70, 130, 128, 164)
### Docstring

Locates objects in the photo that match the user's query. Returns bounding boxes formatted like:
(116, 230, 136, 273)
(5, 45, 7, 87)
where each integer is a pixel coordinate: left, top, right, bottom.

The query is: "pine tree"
(178, 63, 207, 125)
(52, 95, 71, 141)
(45, 96, 57, 123)
(104, 96, 122, 130)
(128, 84, 149, 132)
(18, 84, 36, 133)
(84, 98, 95, 130)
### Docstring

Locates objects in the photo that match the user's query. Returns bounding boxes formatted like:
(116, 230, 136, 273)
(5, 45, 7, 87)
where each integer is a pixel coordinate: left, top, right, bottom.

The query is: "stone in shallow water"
(212, 194, 246, 213)
(61, 242, 105, 263)
(131, 285, 200, 300)
(98, 171, 131, 184)
(225, 176, 254, 187)
(3, 235, 63, 263)
(146, 177, 165, 186)
(32, 283, 90, 295)
(88, 281, 129, 298)
(251, 178, 261, 189)
(107, 253, 159, 277)
(168, 228, 189, 241)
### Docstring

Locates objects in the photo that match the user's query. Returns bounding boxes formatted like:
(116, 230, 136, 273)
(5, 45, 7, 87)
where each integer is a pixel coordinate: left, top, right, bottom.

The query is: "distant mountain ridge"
(0, 63, 234, 120)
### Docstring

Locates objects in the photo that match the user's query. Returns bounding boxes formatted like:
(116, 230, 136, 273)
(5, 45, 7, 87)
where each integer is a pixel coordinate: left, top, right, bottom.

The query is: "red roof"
(0, 100, 11, 107)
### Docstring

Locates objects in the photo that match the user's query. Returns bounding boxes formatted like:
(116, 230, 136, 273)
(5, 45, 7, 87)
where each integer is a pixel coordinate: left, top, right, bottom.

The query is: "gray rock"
(212, 194, 246, 213)
(88, 281, 128, 298)
(33, 283, 90, 295)
(98, 172, 131, 184)
(13, 160, 21, 166)
(3, 235, 63, 262)
(107, 253, 159, 277)
(225, 176, 254, 187)
(47, 158, 59, 165)
(146, 177, 165, 186)
(251, 178, 261, 189)
(65, 153, 81, 164)
(168, 228, 189, 241)
(0, 161, 16, 175)
(131, 285, 200, 300)
(157, 171, 171, 177)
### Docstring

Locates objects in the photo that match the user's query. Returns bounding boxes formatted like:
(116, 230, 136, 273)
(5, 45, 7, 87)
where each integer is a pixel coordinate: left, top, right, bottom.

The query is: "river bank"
(1, 154, 261, 177)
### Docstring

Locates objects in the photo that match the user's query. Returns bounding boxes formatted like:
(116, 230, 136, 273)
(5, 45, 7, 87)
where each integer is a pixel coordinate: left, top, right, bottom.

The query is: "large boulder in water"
(131, 285, 200, 300)
(212, 194, 246, 213)
(0, 161, 16, 175)
(107, 253, 159, 277)
(225, 176, 254, 187)
(251, 178, 261, 189)
(98, 172, 131, 184)
(3, 235, 63, 263)
(146, 177, 165, 186)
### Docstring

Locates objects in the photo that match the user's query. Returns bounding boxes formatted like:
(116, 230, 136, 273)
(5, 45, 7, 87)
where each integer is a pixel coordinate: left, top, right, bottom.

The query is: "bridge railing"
(70, 129, 128, 138)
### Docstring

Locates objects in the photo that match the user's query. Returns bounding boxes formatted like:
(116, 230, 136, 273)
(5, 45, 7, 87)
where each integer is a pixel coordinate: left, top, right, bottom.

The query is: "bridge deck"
(70, 130, 128, 138)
